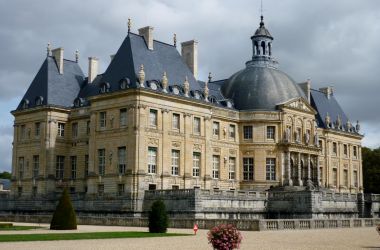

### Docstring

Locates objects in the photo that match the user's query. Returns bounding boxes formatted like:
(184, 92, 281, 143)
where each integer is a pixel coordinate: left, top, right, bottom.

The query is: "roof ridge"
(128, 31, 175, 48)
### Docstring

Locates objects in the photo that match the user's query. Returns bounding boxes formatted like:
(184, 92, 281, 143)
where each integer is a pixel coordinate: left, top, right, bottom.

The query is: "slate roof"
(78, 32, 202, 99)
(16, 57, 85, 110)
(310, 89, 358, 134)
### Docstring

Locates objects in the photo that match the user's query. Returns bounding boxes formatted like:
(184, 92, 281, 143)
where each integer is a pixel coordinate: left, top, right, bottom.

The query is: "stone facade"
(8, 18, 367, 219)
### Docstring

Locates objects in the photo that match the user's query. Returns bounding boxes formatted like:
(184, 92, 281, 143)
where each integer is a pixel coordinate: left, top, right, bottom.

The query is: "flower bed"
(207, 224, 242, 250)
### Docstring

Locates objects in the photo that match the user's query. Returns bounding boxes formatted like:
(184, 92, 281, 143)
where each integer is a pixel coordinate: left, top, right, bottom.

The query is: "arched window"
(254, 41, 259, 55)
(74, 98, 84, 108)
(35, 96, 43, 106)
(21, 99, 29, 109)
(100, 82, 110, 93)
(261, 41, 266, 55)
(119, 78, 130, 90)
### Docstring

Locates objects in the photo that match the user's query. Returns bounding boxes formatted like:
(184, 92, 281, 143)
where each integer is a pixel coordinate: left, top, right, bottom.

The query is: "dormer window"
(100, 82, 110, 93)
(209, 96, 217, 103)
(193, 91, 201, 100)
(119, 78, 130, 90)
(226, 101, 233, 108)
(35, 96, 43, 106)
(21, 99, 29, 109)
(149, 81, 158, 90)
(74, 98, 84, 108)
(172, 86, 180, 95)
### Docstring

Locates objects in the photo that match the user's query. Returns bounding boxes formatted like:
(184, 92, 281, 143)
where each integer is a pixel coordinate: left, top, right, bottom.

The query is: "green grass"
(0, 226, 43, 231)
(0, 231, 191, 242)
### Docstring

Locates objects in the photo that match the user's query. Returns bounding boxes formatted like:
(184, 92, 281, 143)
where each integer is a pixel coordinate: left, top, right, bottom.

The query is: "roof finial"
(183, 76, 190, 97)
(138, 64, 145, 88)
(75, 50, 79, 63)
(208, 72, 212, 82)
(128, 18, 132, 33)
(260, 0, 264, 27)
(162, 71, 168, 93)
(47, 42, 51, 57)
(173, 33, 177, 47)
(204, 79, 209, 102)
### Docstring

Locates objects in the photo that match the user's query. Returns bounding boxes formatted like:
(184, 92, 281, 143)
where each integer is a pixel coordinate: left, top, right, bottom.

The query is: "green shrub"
(50, 188, 77, 230)
(148, 200, 168, 233)
(0, 223, 13, 228)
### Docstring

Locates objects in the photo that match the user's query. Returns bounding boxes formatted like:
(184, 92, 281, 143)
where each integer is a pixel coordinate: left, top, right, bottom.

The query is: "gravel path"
(0, 223, 378, 250)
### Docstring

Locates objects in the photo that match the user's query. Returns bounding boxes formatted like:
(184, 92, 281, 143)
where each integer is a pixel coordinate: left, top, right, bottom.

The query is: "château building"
(10, 17, 364, 214)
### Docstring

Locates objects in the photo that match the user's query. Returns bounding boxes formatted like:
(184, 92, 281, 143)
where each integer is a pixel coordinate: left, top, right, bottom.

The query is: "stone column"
(316, 155, 321, 186)
(298, 152, 302, 186)
(287, 151, 293, 186)
(307, 154, 312, 187)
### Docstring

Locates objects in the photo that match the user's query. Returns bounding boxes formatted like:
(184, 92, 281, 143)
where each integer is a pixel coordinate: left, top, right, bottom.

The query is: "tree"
(148, 200, 168, 233)
(50, 188, 77, 230)
(362, 147, 380, 194)
(0, 171, 11, 180)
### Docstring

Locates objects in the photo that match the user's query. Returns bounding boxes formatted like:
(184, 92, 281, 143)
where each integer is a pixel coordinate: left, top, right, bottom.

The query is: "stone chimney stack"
(319, 86, 333, 99)
(88, 57, 99, 84)
(299, 79, 311, 103)
(181, 40, 198, 79)
(138, 26, 154, 50)
(52, 47, 64, 74)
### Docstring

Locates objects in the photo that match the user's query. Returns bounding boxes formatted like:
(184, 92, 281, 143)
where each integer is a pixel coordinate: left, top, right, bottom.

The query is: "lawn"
(0, 225, 43, 231)
(0, 231, 191, 242)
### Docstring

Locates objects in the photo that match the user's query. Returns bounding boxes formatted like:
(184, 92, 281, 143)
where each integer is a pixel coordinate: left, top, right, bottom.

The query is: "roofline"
(128, 32, 176, 48)
(11, 105, 71, 116)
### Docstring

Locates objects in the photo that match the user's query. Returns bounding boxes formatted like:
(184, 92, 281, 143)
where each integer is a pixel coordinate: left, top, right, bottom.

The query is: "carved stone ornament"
(162, 71, 168, 93)
(284, 127, 291, 141)
(229, 149, 236, 155)
(138, 64, 145, 88)
(148, 138, 159, 146)
(213, 148, 221, 153)
(193, 144, 202, 151)
(325, 113, 331, 127)
(172, 141, 181, 148)
(305, 131, 310, 144)
(183, 76, 190, 97)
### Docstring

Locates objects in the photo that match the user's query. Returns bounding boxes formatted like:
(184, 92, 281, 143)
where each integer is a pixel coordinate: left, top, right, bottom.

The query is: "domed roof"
(221, 16, 306, 111)
(221, 66, 306, 111)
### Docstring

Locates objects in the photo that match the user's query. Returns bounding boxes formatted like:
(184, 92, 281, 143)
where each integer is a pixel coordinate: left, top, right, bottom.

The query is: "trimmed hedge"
(148, 200, 168, 233)
(50, 188, 77, 230)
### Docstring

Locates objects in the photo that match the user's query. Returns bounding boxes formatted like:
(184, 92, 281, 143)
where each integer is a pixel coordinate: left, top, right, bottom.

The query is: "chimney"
(88, 57, 99, 84)
(319, 86, 333, 99)
(298, 79, 311, 103)
(181, 40, 198, 79)
(52, 47, 64, 74)
(138, 26, 154, 50)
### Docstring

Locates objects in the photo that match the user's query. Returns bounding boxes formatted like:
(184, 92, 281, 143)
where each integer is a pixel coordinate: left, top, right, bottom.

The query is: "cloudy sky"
(0, 0, 379, 172)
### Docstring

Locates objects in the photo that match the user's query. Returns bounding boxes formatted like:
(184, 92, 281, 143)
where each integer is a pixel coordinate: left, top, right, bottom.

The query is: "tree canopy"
(0, 171, 11, 179)
(362, 147, 380, 194)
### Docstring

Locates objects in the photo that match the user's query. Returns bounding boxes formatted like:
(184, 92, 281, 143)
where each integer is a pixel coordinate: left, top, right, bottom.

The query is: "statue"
(325, 113, 331, 128)
(356, 120, 360, 132)
(284, 127, 291, 142)
(183, 76, 190, 97)
(314, 132, 319, 146)
(162, 71, 168, 93)
(305, 131, 310, 145)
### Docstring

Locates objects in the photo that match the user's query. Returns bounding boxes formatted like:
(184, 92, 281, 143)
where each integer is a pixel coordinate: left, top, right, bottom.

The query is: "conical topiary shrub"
(148, 200, 168, 233)
(50, 188, 77, 230)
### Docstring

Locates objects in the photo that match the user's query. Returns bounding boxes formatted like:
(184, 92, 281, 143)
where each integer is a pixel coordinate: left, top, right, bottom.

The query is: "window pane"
(120, 109, 127, 127)
(149, 109, 158, 127)
(148, 147, 157, 174)
(243, 126, 252, 139)
(229, 157, 236, 180)
(171, 150, 180, 176)
(98, 149, 105, 176)
(266, 158, 276, 181)
(192, 152, 200, 177)
(118, 147, 126, 174)
(172, 113, 180, 130)
(194, 117, 201, 134)
(212, 155, 220, 179)
(243, 158, 254, 180)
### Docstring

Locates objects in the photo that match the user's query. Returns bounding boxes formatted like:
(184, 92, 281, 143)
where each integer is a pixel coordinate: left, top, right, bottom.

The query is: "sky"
(0, 0, 379, 172)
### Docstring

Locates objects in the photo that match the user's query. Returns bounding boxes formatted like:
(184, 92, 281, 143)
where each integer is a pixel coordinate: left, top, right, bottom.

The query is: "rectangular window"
(118, 184, 125, 195)
(332, 142, 337, 155)
(69, 187, 75, 194)
(35, 122, 40, 137)
(212, 155, 220, 179)
(172, 185, 179, 190)
(118, 147, 126, 175)
(193, 117, 201, 135)
(148, 147, 157, 174)
(20, 125, 26, 140)
(120, 108, 127, 127)
(70, 156, 77, 180)
(149, 109, 158, 127)
(171, 150, 180, 176)
(99, 112, 106, 128)
(343, 169, 348, 187)
(229, 157, 236, 180)
(72, 123, 78, 138)
(172, 113, 180, 130)
(229, 125, 236, 139)
(353, 170, 358, 187)
(58, 123, 65, 137)
(343, 144, 348, 157)
(86, 121, 91, 135)
(148, 184, 157, 190)
(192, 152, 201, 177)
(353, 146, 357, 158)
(18, 157, 24, 179)
(98, 149, 105, 176)
(17, 187, 22, 197)
(84, 155, 89, 178)
(98, 184, 104, 196)
(332, 168, 337, 187)
(243, 158, 254, 181)
(243, 126, 253, 139)
(33, 155, 39, 178)
(267, 126, 275, 140)
(56, 155, 65, 179)
(266, 158, 276, 181)
(213, 122, 220, 136)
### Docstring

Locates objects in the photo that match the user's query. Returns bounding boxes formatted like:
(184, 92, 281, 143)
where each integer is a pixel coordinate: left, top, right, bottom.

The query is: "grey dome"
(221, 66, 306, 111)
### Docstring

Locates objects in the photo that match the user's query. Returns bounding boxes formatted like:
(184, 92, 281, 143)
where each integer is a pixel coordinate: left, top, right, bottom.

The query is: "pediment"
(277, 98, 316, 114)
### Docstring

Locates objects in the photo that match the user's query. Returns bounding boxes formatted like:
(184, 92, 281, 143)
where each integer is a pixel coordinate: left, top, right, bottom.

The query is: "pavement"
(0, 222, 379, 250)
